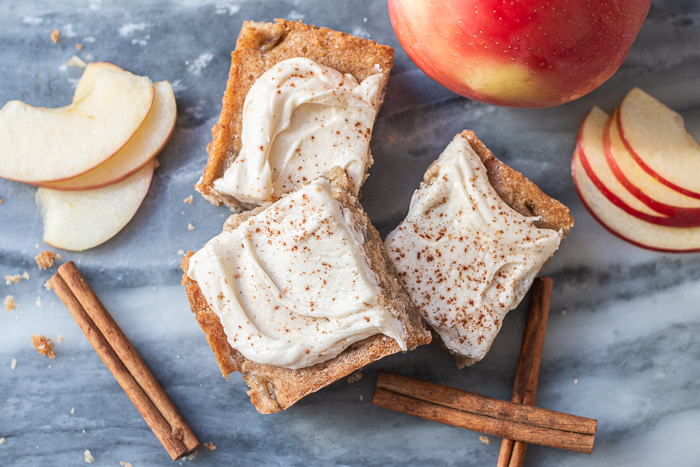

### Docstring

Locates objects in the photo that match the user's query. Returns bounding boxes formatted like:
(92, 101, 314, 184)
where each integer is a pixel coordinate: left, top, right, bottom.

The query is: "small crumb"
(76, 43, 82, 50)
(44, 280, 52, 291)
(22, 271, 30, 280)
(48, 365, 52, 369)
(347, 371, 363, 384)
(5, 274, 21, 285)
(562, 310, 567, 314)
(363, 17, 368, 22)
(479, 436, 490, 445)
(4, 295, 15, 312)
(82, 430, 85, 434)
(31, 334, 56, 359)
(203, 442, 216, 451)
(35, 297, 42, 309)
(71, 408, 75, 414)
(120, 462, 132, 467)
(360, 395, 363, 401)
(178, 249, 185, 256)
(388, 136, 395, 143)
(574, 379, 578, 384)
(183, 195, 193, 204)
(56, 334, 65, 343)
(50, 302, 55, 307)
(0, 437, 5, 444)
(187, 223, 195, 231)
(65, 55, 87, 68)
(11, 358, 17, 370)
(154, 159, 160, 168)
(51, 29, 59, 43)
(84, 449, 94, 463)
(0, 198, 3, 205)
(187, 450, 197, 460)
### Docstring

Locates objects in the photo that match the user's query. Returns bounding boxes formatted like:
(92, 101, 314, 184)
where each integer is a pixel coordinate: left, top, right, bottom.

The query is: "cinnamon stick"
(374, 371, 595, 454)
(498, 277, 553, 467)
(50, 262, 200, 460)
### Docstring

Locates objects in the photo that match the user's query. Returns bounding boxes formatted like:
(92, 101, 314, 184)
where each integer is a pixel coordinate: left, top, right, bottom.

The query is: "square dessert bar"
(183, 168, 430, 413)
(197, 19, 394, 211)
(386, 131, 573, 367)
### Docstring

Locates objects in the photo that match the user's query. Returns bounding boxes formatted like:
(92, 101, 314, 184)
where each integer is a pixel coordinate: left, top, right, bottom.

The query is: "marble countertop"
(1, 0, 699, 465)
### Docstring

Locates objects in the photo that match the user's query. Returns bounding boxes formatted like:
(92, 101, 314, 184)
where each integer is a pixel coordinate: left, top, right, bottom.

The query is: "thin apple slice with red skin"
(604, 109, 700, 222)
(38, 80, 176, 191)
(0, 68, 154, 183)
(572, 152, 700, 252)
(618, 87, 700, 198)
(579, 107, 700, 226)
(72, 62, 124, 102)
(36, 159, 155, 251)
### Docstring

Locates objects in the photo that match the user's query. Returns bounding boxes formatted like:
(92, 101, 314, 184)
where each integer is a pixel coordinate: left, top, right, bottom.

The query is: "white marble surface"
(1, 1, 700, 465)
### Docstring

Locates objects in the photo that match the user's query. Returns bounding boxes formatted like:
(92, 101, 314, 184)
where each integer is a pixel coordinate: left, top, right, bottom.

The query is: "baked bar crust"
(196, 19, 394, 210)
(183, 168, 431, 414)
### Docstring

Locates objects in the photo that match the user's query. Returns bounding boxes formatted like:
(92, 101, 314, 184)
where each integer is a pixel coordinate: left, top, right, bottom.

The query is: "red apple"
(388, 0, 651, 108)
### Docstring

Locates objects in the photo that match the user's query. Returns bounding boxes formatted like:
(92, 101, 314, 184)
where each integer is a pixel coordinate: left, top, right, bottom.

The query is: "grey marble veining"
(1, 1, 700, 466)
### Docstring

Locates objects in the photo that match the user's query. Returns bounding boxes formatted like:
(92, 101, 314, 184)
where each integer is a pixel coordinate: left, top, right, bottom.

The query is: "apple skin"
(603, 110, 700, 222)
(388, 0, 651, 108)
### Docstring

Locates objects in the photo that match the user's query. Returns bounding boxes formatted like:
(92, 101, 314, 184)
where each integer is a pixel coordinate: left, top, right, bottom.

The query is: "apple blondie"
(386, 131, 573, 367)
(196, 19, 394, 211)
(183, 168, 431, 413)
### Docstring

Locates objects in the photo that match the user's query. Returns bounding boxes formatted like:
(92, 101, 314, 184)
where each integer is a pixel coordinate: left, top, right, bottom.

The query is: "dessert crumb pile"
(31, 334, 56, 359)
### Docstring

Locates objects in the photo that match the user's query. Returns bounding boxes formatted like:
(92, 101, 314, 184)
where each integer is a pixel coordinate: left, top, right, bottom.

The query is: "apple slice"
(618, 87, 700, 198)
(72, 62, 125, 102)
(0, 67, 154, 183)
(38, 81, 176, 191)
(605, 110, 700, 221)
(572, 151, 700, 252)
(36, 160, 155, 251)
(578, 107, 700, 226)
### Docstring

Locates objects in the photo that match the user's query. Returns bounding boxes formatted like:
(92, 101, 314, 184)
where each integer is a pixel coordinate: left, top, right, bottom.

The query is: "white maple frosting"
(385, 134, 562, 363)
(188, 177, 406, 369)
(213, 57, 385, 205)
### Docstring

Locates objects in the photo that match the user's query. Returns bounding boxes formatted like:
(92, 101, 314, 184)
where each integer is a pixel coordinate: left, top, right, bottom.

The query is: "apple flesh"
(36, 160, 155, 251)
(38, 80, 176, 191)
(618, 87, 700, 198)
(572, 152, 700, 252)
(604, 110, 700, 219)
(0, 67, 154, 183)
(577, 107, 665, 219)
(388, 0, 650, 108)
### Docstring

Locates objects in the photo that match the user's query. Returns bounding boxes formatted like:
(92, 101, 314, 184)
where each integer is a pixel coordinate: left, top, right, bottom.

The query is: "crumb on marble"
(178, 249, 185, 256)
(388, 136, 395, 143)
(4, 295, 15, 312)
(187, 450, 197, 460)
(51, 29, 59, 43)
(203, 442, 217, 451)
(76, 43, 82, 50)
(71, 407, 75, 414)
(84, 449, 94, 463)
(35, 250, 61, 269)
(574, 379, 578, 384)
(56, 334, 65, 343)
(44, 280, 52, 291)
(0, 437, 5, 444)
(183, 195, 194, 204)
(65, 55, 87, 68)
(5, 274, 21, 285)
(22, 271, 29, 280)
(35, 297, 42, 309)
(188, 223, 195, 230)
(0, 197, 3, 205)
(31, 334, 56, 359)
(479, 436, 490, 445)
(154, 159, 160, 169)
(347, 371, 363, 384)
(11, 358, 17, 370)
